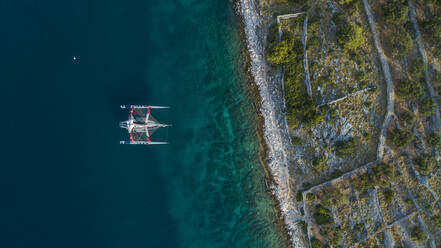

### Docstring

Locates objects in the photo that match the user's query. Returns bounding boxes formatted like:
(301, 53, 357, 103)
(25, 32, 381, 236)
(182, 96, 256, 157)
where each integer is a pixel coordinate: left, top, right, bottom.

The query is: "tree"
(433, 71, 441, 87)
(421, 15, 441, 40)
(337, 23, 364, 52)
(292, 136, 302, 145)
(352, 163, 395, 192)
(310, 237, 323, 248)
(409, 57, 425, 79)
(267, 24, 279, 44)
(383, 189, 394, 203)
(413, 154, 436, 175)
(399, 110, 415, 126)
(266, 38, 294, 66)
(419, 97, 435, 116)
(313, 205, 333, 225)
(313, 155, 327, 173)
(390, 128, 413, 148)
(434, 47, 441, 61)
(307, 36, 320, 51)
(307, 193, 316, 202)
(411, 226, 427, 242)
(382, 1, 408, 25)
(434, 215, 441, 229)
(322, 188, 348, 207)
(330, 169, 343, 179)
(391, 30, 412, 58)
(426, 133, 441, 149)
(335, 137, 358, 157)
(396, 79, 423, 101)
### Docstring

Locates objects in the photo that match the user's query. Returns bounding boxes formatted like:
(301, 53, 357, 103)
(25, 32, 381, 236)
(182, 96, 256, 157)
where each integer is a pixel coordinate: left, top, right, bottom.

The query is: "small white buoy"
(73, 56, 77, 61)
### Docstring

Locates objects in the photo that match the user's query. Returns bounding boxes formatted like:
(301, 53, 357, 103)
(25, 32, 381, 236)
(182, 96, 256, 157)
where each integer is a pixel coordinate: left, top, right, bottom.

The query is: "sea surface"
(0, 0, 287, 247)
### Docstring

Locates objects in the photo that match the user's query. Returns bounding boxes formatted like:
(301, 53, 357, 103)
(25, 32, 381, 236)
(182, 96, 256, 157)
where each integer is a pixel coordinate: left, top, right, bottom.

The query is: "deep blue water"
(0, 0, 287, 247)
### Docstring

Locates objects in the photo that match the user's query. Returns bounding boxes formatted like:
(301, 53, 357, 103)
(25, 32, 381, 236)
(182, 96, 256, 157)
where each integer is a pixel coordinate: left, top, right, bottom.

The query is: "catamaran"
(119, 105, 170, 145)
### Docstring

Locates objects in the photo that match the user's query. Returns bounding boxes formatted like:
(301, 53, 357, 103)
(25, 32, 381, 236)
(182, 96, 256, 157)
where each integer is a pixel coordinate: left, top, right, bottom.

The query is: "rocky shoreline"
(235, 0, 307, 247)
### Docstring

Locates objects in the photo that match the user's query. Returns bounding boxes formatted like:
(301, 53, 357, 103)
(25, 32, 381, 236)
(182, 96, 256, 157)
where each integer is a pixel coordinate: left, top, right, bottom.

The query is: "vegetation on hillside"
(390, 128, 413, 148)
(313, 204, 333, 225)
(411, 226, 427, 242)
(399, 109, 415, 126)
(335, 137, 358, 157)
(382, 0, 408, 25)
(426, 133, 441, 149)
(396, 79, 423, 101)
(337, 23, 364, 52)
(421, 15, 441, 41)
(266, 33, 324, 128)
(352, 163, 395, 192)
(413, 154, 436, 175)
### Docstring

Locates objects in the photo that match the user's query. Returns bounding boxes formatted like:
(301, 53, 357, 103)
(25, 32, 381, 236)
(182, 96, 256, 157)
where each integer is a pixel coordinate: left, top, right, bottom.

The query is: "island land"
(238, 0, 441, 247)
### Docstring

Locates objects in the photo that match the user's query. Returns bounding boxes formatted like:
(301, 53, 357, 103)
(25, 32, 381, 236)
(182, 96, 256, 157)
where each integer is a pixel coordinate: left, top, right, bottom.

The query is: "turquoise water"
(1, 0, 287, 247)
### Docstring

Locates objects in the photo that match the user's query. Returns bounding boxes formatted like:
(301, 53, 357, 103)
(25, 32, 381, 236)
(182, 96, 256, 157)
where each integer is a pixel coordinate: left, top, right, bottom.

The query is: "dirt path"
(362, 0, 396, 160)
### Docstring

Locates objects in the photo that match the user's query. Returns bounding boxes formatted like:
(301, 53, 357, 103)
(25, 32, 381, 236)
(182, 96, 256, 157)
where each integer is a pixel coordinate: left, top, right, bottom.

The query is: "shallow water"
(1, 0, 286, 247)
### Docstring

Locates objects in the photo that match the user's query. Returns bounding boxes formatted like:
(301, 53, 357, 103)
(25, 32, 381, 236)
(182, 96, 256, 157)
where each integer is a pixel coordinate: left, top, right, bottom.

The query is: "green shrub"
(313, 155, 327, 173)
(299, 220, 308, 234)
(421, 15, 441, 41)
(266, 38, 294, 66)
(310, 237, 323, 248)
(383, 189, 394, 203)
(390, 128, 413, 148)
(434, 215, 441, 229)
(354, 223, 364, 233)
(434, 46, 441, 61)
(413, 154, 436, 175)
(329, 109, 338, 120)
(292, 136, 302, 145)
(308, 16, 320, 34)
(396, 79, 423, 101)
(411, 226, 427, 242)
(308, 36, 320, 51)
(320, 74, 333, 86)
(337, 23, 364, 52)
(391, 29, 412, 58)
(356, 71, 367, 81)
(267, 23, 279, 44)
(307, 193, 316, 201)
(313, 204, 333, 225)
(382, 1, 408, 25)
(322, 188, 348, 207)
(344, 0, 361, 16)
(332, 12, 344, 26)
(419, 97, 435, 116)
(410, 57, 426, 79)
(335, 137, 358, 157)
(399, 110, 415, 126)
(337, 0, 354, 4)
(425, 0, 441, 5)
(283, 39, 324, 129)
(330, 169, 343, 179)
(426, 133, 441, 149)
(362, 131, 371, 139)
(372, 162, 396, 187)
(432, 71, 441, 87)
(296, 190, 303, 201)
(310, 61, 319, 72)
(328, 226, 342, 246)
(273, 0, 307, 4)
(352, 163, 395, 192)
